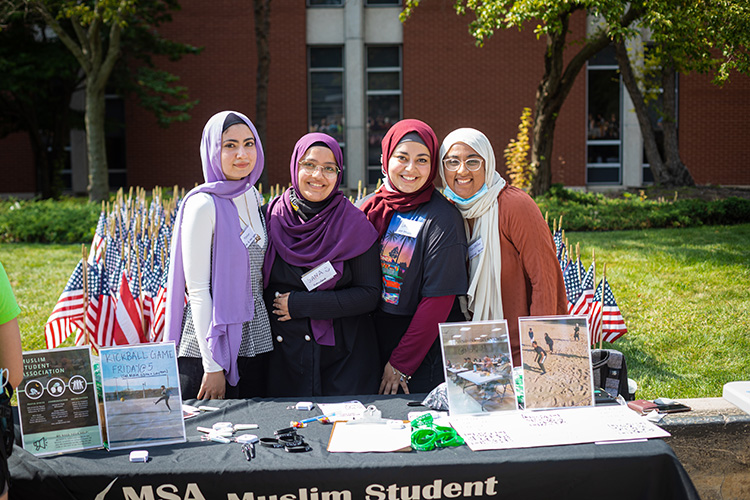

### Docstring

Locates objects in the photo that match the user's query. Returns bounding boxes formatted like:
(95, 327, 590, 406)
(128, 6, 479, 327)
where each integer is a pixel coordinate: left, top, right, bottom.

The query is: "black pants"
(178, 353, 270, 399)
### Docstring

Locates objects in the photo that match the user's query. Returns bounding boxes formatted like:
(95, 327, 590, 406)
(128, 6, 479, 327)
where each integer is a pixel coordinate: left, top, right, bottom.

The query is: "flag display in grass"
(45, 187, 181, 349)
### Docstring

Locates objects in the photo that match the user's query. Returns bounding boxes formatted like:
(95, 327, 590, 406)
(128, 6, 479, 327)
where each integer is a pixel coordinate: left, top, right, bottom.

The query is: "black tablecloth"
(8, 395, 700, 500)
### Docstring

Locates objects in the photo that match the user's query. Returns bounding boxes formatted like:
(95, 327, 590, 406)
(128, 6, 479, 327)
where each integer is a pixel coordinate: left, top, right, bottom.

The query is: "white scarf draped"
(439, 128, 506, 321)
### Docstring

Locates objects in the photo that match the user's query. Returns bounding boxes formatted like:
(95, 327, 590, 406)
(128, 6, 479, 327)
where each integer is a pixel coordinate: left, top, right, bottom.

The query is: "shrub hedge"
(1, 187, 749, 243)
(536, 185, 750, 231)
(0, 198, 100, 244)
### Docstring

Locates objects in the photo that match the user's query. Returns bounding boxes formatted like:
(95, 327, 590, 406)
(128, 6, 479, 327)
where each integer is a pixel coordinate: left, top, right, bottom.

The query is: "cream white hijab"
(439, 128, 506, 321)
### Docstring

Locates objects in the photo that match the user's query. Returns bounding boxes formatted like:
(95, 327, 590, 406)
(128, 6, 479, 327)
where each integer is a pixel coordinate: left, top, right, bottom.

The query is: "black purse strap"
(591, 349, 610, 370)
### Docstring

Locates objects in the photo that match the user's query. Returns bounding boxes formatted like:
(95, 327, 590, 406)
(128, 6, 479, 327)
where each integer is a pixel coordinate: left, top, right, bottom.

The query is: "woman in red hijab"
(360, 119, 468, 395)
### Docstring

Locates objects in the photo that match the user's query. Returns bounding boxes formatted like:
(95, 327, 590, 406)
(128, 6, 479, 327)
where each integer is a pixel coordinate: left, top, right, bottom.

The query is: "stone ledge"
(658, 397, 750, 500)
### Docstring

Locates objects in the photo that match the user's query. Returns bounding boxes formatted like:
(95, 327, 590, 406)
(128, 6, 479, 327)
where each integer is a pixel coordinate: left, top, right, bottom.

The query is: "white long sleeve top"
(180, 188, 265, 373)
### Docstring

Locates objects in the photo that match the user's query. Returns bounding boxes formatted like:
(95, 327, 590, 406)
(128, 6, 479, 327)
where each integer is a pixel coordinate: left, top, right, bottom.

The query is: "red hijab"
(359, 119, 439, 237)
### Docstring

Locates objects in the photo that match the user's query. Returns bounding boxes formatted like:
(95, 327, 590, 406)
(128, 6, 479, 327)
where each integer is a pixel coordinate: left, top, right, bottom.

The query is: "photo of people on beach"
(519, 316, 593, 409)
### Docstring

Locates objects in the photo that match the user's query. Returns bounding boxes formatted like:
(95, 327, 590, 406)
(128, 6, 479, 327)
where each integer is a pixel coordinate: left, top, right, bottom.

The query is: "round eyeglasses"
(442, 158, 484, 172)
(298, 160, 340, 178)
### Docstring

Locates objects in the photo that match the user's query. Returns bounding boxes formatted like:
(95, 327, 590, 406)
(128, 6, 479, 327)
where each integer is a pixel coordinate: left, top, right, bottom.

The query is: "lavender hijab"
(165, 111, 264, 386)
(263, 133, 378, 346)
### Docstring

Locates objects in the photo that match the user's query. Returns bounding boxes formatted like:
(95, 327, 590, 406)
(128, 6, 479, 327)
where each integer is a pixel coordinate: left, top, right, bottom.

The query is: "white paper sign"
(449, 405, 670, 451)
(394, 217, 424, 238)
(301, 261, 336, 291)
(318, 401, 367, 421)
(468, 237, 484, 260)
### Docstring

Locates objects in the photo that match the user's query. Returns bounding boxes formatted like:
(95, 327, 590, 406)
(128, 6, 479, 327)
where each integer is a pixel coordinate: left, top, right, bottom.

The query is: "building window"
(586, 46, 622, 185)
(365, 0, 401, 6)
(309, 46, 345, 144)
(307, 0, 343, 6)
(308, 46, 345, 181)
(366, 45, 402, 186)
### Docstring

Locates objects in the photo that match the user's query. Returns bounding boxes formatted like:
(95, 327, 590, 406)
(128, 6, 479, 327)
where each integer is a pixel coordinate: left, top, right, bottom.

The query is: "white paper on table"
(317, 401, 367, 422)
(327, 421, 412, 453)
(449, 405, 670, 451)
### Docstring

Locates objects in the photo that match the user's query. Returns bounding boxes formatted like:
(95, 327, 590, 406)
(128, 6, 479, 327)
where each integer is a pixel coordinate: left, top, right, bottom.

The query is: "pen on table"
(291, 413, 335, 427)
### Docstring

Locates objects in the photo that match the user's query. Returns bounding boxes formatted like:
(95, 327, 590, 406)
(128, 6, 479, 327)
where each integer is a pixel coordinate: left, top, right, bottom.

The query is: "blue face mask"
(443, 183, 488, 204)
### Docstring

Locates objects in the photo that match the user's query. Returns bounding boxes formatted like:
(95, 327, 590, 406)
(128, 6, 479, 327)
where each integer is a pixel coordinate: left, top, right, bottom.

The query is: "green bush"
(0, 198, 100, 244)
(537, 185, 750, 231)
(1, 188, 748, 243)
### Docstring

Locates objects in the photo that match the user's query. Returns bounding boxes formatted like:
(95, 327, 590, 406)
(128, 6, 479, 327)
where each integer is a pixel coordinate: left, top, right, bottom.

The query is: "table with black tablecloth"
(8, 395, 700, 500)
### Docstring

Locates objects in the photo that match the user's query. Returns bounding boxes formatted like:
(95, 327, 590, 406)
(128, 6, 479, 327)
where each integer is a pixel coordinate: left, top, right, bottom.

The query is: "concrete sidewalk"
(660, 398, 750, 500)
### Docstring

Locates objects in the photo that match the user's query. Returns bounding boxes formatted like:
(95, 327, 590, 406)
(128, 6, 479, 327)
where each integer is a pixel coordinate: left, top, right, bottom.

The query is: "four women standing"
(166, 113, 565, 399)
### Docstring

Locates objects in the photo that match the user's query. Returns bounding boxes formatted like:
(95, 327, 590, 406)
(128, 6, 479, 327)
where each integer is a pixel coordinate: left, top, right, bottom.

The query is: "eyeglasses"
(442, 158, 484, 172)
(298, 160, 340, 178)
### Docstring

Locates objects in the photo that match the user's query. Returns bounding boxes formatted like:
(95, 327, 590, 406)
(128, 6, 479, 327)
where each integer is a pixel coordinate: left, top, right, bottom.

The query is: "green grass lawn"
(2, 223, 748, 400)
(570, 223, 750, 399)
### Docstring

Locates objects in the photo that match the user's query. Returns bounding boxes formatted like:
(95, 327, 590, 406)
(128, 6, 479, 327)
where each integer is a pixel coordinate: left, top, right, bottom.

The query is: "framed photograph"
(99, 342, 186, 450)
(518, 316, 593, 410)
(17, 346, 103, 456)
(439, 320, 517, 416)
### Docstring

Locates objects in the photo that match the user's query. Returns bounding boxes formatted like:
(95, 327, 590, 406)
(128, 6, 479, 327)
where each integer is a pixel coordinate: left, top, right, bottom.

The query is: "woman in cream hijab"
(439, 128, 567, 366)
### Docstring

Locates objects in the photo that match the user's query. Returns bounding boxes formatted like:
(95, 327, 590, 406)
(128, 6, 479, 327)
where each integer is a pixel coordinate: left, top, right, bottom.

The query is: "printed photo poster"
(17, 346, 103, 456)
(439, 320, 517, 416)
(99, 342, 186, 450)
(518, 316, 594, 410)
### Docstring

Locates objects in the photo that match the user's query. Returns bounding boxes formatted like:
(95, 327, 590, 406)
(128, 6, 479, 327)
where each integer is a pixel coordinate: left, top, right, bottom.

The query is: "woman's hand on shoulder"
(197, 370, 226, 400)
(378, 361, 410, 395)
(272, 292, 292, 321)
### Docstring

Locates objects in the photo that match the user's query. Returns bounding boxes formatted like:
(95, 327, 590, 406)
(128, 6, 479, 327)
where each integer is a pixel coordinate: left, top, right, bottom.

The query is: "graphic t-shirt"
(377, 191, 468, 315)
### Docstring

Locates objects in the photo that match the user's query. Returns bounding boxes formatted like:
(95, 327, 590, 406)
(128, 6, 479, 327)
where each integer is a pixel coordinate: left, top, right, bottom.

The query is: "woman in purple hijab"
(262, 133, 380, 396)
(165, 111, 273, 400)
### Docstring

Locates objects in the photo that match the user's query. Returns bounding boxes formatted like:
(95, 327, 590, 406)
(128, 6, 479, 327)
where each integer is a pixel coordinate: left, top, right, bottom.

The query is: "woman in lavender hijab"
(165, 111, 273, 400)
(263, 133, 380, 396)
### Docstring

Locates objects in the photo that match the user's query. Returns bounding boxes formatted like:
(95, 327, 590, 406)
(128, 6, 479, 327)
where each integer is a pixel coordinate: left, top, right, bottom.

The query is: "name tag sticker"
(468, 237, 484, 260)
(240, 225, 261, 248)
(394, 217, 424, 238)
(301, 261, 336, 291)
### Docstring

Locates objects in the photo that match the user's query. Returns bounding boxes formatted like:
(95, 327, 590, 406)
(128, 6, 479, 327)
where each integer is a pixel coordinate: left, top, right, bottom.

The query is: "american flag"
(589, 279, 604, 344)
(76, 263, 102, 347)
(47, 192, 180, 350)
(112, 270, 147, 345)
(92, 267, 116, 347)
(571, 263, 595, 316)
(563, 260, 582, 313)
(87, 211, 107, 265)
(556, 241, 567, 271)
(45, 260, 85, 349)
(553, 229, 563, 253)
(599, 277, 627, 343)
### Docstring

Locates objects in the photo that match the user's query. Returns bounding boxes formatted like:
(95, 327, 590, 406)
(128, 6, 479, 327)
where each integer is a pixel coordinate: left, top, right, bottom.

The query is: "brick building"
(2, 0, 749, 196)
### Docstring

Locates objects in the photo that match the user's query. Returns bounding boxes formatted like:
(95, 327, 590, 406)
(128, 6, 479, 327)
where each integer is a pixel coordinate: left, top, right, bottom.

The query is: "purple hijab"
(263, 133, 378, 346)
(165, 110, 264, 386)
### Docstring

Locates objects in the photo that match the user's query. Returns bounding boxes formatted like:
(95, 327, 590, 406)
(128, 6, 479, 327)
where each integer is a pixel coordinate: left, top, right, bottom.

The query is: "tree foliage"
(504, 107, 534, 192)
(0, 9, 82, 198)
(1, 0, 200, 200)
(614, 0, 750, 187)
(402, 0, 750, 191)
(402, 0, 642, 195)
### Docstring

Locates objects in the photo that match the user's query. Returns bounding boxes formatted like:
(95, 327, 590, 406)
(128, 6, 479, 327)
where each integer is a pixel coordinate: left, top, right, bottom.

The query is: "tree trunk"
(254, 0, 271, 191)
(529, 6, 640, 195)
(86, 81, 110, 202)
(614, 42, 671, 185)
(661, 64, 695, 186)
